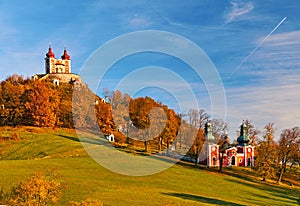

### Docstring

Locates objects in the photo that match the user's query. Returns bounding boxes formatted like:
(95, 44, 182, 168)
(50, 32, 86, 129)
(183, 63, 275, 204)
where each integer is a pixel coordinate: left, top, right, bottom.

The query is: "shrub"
(1, 172, 62, 206)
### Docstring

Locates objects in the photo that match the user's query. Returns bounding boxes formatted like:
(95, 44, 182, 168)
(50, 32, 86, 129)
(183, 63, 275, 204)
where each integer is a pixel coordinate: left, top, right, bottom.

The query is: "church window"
(53, 79, 59, 86)
(212, 157, 217, 166)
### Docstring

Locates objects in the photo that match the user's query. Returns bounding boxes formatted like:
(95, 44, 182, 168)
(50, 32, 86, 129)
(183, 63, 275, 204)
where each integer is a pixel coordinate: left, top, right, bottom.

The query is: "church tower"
(237, 123, 250, 146)
(198, 122, 219, 167)
(236, 122, 255, 166)
(33, 45, 81, 85)
(45, 45, 71, 74)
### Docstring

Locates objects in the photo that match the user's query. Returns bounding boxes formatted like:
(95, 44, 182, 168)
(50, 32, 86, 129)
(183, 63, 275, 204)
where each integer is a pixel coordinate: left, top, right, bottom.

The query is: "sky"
(1, 0, 300, 139)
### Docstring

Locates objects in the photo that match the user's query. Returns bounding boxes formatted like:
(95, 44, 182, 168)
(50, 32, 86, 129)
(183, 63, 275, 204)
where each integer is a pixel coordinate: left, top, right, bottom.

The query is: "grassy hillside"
(0, 127, 299, 205)
(0, 126, 87, 160)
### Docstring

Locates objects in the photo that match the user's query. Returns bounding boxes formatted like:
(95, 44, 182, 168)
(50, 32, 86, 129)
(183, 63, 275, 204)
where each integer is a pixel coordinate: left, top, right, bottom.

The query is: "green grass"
(0, 126, 87, 160)
(0, 127, 299, 205)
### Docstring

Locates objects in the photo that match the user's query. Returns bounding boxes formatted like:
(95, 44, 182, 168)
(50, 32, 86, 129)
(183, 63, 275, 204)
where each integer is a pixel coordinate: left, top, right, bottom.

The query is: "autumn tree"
(187, 109, 209, 164)
(1, 172, 62, 206)
(193, 128, 205, 166)
(23, 81, 59, 127)
(255, 123, 277, 181)
(0, 75, 26, 126)
(56, 82, 74, 128)
(277, 127, 300, 183)
(160, 106, 180, 155)
(72, 84, 99, 130)
(129, 97, 159, 152)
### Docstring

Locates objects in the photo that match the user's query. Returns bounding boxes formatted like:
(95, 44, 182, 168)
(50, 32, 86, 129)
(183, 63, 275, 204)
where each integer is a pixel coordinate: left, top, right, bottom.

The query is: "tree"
(2, 172, 62, 206)
(56, 82, 74, 128)
(23, 81, 59, 127)
(219, 136, 230, 172)
(193, 128, 205, 165)
(161, 107, 180, 155)
(129, 97, 157, 152)
(0, 75, 26, 126)
(186, 108, 209, 164)
(210, 119, 228, 144)
(277, 127, 300, 183)
(255, 123, 277, 181)
(72, 85, 99, 130)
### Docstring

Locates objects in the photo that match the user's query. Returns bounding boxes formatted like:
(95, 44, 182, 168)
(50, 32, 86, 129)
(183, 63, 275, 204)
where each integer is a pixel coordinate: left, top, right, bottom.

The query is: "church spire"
(46, 43, 55, 58)
(61, 46, 70, 60)
(237, 121, 250, 146)
(205, 121, 215, 142)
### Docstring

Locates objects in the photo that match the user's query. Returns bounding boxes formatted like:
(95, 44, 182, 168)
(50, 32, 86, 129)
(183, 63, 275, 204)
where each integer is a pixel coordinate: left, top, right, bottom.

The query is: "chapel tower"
(45, 45, 71, 74)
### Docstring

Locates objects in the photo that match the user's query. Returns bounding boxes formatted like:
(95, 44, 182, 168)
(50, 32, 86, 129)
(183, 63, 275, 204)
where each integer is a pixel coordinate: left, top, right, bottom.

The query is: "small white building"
(105, 134, 115, 142)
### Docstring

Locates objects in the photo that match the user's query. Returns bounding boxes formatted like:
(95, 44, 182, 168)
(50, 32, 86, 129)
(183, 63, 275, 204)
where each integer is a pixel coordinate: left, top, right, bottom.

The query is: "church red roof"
(61, 49, 70, 60)
(46, 47, 55, 58)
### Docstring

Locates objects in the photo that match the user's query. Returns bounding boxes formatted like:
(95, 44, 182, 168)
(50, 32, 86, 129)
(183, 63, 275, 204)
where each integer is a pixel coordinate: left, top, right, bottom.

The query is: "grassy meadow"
(0, 127, 299, 205)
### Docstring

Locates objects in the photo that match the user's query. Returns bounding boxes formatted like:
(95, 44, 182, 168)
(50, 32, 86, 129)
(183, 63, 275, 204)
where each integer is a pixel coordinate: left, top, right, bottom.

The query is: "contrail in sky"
(228, 17, 287, 78)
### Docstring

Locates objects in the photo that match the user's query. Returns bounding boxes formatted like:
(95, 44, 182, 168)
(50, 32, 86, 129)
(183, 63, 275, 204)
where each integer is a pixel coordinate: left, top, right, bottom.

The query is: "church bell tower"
(45, 45, 71, 74)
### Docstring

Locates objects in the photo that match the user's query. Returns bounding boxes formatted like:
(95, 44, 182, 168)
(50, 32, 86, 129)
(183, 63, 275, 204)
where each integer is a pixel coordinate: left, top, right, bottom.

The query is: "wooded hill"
(0, 74, 183, 153)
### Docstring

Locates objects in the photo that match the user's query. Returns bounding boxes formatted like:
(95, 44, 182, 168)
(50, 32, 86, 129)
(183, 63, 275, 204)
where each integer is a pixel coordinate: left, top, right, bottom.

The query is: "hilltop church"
(33, 45, 82, 85)
(198, 122, 255, 167)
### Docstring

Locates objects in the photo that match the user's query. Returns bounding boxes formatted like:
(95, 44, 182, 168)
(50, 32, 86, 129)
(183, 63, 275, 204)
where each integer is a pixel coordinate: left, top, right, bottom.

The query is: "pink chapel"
(198, 122, 255, 167)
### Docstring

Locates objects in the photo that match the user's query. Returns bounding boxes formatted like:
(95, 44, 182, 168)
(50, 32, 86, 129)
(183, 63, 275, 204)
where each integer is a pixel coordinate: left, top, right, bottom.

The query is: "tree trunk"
(277, 167, 284, 183)
(166, 140, 170, 156)
(219, 153, 224, 172)
(195, 153, 199, 166)
(144, 141, 148, 152)
(278, 156, 287, 183)
(158, 137, 162, 152)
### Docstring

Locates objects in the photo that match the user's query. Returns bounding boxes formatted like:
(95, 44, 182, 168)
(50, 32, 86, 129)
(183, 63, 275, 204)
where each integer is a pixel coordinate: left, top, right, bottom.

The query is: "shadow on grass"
(226, 178, 300, 205)
(57, 134, 107, 146)
(172, 160, 257, 183)
(57, 134, 80, 142)
(162, 192, 246, 206)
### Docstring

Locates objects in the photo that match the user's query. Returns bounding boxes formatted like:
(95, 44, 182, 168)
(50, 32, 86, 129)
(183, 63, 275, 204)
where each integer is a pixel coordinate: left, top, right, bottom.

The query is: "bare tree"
(277, 127, 300, 183)
(197, 109, 210, 130)
(243, 119, 260, 146)
(187, 109, 209, 165)
(210, 119, 228, 144)
(219, 136, 230, 172)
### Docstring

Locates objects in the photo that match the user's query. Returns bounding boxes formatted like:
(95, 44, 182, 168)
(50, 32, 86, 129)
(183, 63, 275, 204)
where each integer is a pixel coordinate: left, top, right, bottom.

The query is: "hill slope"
(0, 127, 299, 205)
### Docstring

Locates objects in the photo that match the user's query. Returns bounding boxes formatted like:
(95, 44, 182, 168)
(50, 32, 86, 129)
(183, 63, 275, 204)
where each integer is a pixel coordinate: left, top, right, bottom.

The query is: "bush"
(0, 172, 62, 206)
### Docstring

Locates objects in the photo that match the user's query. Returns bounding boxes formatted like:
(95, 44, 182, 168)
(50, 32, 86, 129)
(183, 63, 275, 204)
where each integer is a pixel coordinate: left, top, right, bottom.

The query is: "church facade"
(198, 122, 255, 167)
(33, 46, 82, 85)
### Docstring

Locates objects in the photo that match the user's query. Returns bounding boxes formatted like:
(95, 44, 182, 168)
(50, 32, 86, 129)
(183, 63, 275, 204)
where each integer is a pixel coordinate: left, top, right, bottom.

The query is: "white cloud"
(251, 30, 300, 71)
(224, 29, 300, 139)
(259, 30, 300, 47)
(128, 15, 152, 28)
(225, 1, 254, 23)
(225, 70, 300, 140)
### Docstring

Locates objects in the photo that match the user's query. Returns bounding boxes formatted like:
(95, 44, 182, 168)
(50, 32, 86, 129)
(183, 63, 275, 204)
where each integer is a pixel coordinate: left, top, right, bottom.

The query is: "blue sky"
(1, 0, 300, 139)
